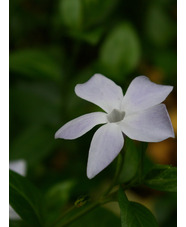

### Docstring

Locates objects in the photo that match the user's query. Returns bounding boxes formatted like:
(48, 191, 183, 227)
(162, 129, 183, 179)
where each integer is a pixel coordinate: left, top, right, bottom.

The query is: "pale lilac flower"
(9, 160, 27, 220)
(9, 160, 26, 176)
(55, 74, 174, 179)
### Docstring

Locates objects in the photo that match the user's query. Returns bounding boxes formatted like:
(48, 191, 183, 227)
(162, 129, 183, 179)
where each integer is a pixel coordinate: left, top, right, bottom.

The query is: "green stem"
(51, 206, 75, 227)
(104, 149, 125, 196)
(54, 196, 114, 227)
(51, 146, 127, 227)
(51, 181, 136, 227)
(56, 202, 99, 227)
(138, 144, 145, 184)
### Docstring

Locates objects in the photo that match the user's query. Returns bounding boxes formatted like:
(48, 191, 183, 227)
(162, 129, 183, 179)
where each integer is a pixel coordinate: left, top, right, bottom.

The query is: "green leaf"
(119, 139, 148, 184)
(82, 0, 118, 28)
(99, 22, 141, 81)
(45, 179, 77, 224)
(46, 180, 76, 208)
(118, 187, 158, 227)
(145, 4, 176, 47)
(154, 193, 177, 226)
(69, 207, 121, 227)
(68, 27, 104, 45)
(144, 165, 177, 192)
(10, 81, 62, 126)
(9, 220, 29, 227)
(10, 126, 58, 166)
(9, 49, 63, 82)
(9, 170, 44, 226)
(153, 50, 177, 82)
(59, 0, 118, 31)
(57, 206, 120, 227)
(60, 0, 82, 30)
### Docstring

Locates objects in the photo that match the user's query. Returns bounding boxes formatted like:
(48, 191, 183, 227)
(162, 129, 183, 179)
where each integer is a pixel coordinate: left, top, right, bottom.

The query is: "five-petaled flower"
(55, 74, 175, 179)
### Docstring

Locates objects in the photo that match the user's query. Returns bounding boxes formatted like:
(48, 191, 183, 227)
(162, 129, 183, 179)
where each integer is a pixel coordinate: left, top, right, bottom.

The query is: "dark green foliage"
(9, 170, 44, 226)
(68, 207, 121, 227)
(144, 165, 177, 192)
(118, 187, 158, 227)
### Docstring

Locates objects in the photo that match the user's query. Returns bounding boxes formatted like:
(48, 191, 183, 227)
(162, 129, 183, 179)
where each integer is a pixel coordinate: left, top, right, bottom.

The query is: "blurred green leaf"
(154, 193, 177, 226)
(119, 139, 148, 184)
(46, 180, 76, 209)
(82, 0, 118, 28)
(69, 207, 120, 227)
(99, 22, 141, 81)
(68, 27, 104, 45)
(141, 153, 155, 178)
(9, 49, 63, 82)
(9, 220, 29, 227)
(59, 206, 120, 227)
(145, 4, 176, 47)
(144, 165, 177, 192)
(10, 81, 62, 126)
(118, 187, 158, 227)
(45, 179, 76, 224)
(60, 0, 82, 30)
(59, 0, 118, 30)
(10, 126, 58, 166)
(9, 170, 44, 226)
(153, 50, 177, 83)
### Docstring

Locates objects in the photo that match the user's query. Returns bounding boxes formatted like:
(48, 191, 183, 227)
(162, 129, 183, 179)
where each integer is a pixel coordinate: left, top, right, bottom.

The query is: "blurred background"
(9, 0, 177, 226)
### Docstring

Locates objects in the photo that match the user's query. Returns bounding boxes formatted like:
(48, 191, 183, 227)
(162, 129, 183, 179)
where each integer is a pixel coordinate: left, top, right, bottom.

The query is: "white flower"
(9, 160, 27, 220)
(9, 160, 26, 176)
(55, 74, 174, 179)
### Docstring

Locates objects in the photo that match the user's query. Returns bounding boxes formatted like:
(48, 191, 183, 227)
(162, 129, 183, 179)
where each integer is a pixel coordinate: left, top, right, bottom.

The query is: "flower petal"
(119, 104, 175, 142)
(87, 123, 124, 179)
(55, 112, 107, 139)
(9, 160, 26, 176)
(75, 74, 123, 113)
(9, 205, 21, 220)
(122, 76, 173, 113)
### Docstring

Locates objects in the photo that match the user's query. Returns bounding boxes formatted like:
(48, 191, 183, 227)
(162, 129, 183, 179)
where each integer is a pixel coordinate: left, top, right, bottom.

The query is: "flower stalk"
(52, 194, 117, 227)
(104, 147, 125, 196)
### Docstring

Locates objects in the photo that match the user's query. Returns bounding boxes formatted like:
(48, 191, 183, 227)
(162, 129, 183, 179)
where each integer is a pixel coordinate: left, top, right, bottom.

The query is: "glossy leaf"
(118, 187, 158, 227)
(144, 165, 177, 192)
(9, 170, 44, 226)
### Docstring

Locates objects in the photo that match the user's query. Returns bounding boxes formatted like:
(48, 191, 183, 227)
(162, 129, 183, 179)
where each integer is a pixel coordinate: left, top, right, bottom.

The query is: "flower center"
(107, 109, 125, 123)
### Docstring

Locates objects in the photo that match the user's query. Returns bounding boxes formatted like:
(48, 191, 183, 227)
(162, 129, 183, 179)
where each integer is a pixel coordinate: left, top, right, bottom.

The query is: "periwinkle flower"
(55, 74, 174, 179)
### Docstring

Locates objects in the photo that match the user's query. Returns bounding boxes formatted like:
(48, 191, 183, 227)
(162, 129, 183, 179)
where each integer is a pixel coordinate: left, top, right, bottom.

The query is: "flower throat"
(107, 109, 125, 123)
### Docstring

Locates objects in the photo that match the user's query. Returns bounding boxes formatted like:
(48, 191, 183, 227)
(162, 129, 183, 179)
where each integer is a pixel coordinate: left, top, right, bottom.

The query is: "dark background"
(9, 0, 177, 226)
